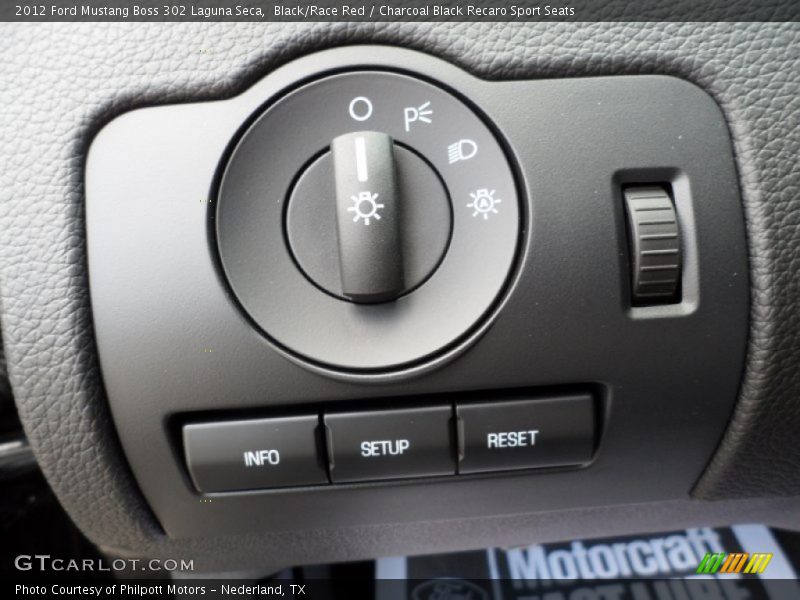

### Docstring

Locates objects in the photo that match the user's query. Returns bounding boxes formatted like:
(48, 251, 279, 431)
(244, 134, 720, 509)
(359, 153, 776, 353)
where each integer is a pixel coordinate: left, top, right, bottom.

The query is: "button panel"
(325, 406, 455, 483)
(456, 395, 595, 474)
(182, 394, 595, 493)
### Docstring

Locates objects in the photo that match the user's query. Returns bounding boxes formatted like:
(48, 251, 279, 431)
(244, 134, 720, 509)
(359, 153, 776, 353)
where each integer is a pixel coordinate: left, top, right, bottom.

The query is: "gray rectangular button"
(457, 395, 595, 474)
(183, 416, 327, 493)
(325, 406, 455, 483)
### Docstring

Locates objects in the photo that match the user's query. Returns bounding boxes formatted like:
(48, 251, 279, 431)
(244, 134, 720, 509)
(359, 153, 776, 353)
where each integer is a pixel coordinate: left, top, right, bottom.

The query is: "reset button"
(456, 395, 595, 474)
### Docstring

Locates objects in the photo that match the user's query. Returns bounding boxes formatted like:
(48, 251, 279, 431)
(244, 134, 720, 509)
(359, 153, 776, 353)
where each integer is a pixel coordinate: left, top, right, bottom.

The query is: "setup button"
(324, 406, 455, 483)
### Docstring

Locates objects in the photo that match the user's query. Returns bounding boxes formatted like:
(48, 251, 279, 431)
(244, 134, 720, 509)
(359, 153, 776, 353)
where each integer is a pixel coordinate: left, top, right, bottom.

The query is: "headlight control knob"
(216, 70, 521, 372)
(287, 131, 452, 303)
(333, 131, 404, 302)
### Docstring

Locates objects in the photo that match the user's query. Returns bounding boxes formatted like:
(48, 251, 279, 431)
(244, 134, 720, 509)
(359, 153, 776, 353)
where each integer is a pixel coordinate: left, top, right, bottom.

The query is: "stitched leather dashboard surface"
(0, 22, 798, 563)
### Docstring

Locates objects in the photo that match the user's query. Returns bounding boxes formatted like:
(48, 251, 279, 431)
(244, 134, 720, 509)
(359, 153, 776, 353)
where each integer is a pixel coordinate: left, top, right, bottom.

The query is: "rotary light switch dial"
(290, 130, 454, 304)
(216, 70, 521, 371)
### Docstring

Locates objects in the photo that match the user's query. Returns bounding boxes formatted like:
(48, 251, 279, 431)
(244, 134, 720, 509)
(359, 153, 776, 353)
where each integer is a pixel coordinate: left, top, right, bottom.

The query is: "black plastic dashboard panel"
(85, 47, 748, 539)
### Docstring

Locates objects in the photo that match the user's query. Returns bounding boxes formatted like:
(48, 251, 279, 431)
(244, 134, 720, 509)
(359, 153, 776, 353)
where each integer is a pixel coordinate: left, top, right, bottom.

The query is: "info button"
(456, 395, 595, 474)
(183, 416, 328, 493)
(324, 406, 455, 483)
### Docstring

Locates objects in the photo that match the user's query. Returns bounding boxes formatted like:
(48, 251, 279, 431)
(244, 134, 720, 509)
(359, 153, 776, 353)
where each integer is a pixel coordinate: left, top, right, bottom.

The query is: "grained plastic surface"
(86, 47, 748, 540)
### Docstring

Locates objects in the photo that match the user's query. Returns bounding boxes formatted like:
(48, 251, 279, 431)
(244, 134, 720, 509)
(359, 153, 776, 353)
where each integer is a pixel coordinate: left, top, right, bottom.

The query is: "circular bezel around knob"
(215, 70, 520, 371)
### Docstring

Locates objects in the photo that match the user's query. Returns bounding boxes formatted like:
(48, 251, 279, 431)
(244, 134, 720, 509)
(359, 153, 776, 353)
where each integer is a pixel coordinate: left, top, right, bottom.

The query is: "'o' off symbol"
(349, 96, 373, 122)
